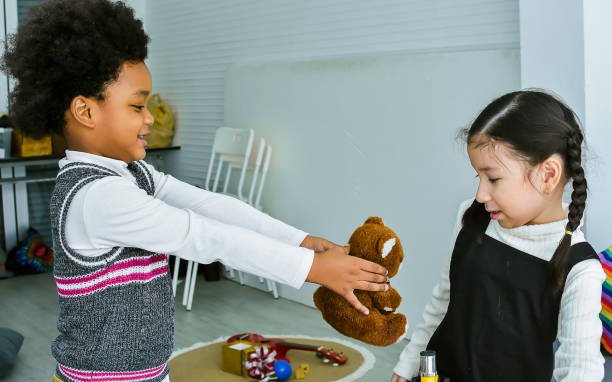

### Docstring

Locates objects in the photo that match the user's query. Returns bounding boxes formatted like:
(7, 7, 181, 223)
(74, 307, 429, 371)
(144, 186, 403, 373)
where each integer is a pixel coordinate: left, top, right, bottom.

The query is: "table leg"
(14, 165, 29, 242)
(1, 166, 16, 257)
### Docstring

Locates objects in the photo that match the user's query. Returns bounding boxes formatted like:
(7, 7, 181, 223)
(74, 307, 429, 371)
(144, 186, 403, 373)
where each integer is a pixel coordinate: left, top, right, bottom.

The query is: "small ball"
(274, 359, 292, 381)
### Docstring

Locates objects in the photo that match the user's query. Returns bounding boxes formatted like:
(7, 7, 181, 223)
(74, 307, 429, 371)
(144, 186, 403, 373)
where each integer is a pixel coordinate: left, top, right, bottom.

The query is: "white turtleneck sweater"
(394, 199, 606, 381)
(58, 150, 314, 290)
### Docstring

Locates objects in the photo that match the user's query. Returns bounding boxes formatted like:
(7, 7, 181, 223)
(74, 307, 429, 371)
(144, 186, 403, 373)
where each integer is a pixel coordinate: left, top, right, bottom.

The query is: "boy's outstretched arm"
(299, 235, 340, 253)
(306, 244, 389, 315)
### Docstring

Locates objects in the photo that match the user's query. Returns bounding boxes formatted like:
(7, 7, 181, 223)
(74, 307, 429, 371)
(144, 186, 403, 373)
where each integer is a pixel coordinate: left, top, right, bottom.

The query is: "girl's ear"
(69, 96, 96, 128)
(539, 154, 564, 194)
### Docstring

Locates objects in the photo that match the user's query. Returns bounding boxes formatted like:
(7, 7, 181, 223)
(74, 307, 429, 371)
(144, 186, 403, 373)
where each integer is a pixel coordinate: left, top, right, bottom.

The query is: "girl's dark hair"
(1, 0, 149, 138)
(461, 90, 586, 293)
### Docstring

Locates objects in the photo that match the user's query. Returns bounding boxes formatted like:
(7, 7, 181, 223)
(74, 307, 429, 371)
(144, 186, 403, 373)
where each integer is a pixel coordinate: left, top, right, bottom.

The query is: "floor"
(0, 273, 610, 382)
(0, 273, 406, 382)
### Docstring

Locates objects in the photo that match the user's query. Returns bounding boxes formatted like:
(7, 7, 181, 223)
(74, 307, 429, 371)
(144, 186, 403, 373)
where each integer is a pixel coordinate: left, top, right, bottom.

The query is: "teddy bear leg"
(384, 313, 408, 345)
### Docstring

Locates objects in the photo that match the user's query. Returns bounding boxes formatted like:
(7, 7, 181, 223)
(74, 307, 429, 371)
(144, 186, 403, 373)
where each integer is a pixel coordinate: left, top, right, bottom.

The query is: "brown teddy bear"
(313, 217, 407, 346)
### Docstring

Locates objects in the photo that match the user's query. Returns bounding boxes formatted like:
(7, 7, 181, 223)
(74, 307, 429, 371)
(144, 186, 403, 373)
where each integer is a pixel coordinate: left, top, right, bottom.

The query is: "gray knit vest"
(50, 161, 174, 382)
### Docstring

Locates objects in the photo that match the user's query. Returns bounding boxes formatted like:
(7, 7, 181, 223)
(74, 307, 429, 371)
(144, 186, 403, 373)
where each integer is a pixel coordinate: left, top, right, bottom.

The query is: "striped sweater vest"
(50, 161, 174, 382)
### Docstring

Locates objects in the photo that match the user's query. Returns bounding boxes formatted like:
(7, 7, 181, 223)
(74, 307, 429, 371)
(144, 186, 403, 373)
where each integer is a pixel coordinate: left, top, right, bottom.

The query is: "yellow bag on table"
(146, 93, 175, 148)
(11, 129, 52, 157)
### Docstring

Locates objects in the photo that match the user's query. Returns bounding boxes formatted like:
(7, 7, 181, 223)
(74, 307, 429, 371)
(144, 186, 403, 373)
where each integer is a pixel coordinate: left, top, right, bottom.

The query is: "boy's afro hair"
(1, 0, 149, 138)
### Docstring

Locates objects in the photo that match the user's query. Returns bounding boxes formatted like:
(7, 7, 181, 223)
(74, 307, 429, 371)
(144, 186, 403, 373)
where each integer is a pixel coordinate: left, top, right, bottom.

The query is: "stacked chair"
(173, 127, 276, 311)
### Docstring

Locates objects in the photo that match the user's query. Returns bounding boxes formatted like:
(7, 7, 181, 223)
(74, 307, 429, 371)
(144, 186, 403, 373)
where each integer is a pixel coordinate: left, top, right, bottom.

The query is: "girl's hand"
(391, 373, 409, 382)
(306, 245, 388, 315)
(300, 235, 339, 253)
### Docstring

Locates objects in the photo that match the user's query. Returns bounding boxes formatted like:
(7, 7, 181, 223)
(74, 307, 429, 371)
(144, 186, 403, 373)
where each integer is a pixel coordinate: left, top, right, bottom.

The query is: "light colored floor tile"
(0, 273, 405, 381)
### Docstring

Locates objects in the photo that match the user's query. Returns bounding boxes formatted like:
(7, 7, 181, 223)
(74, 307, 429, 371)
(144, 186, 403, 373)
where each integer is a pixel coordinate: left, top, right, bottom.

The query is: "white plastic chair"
(206, 127, 254, 195)
(181, 129, 281, 310)
(255, 144, 277, 298)
(224, 139, 278, 298)
(220, 136, 266, 286)
(225, 136, 266, 204)
(254, 144, 272, 211)
(209, 130, 259, 286)
(244, 143, 277, 298)
(181, 127, 254, 310)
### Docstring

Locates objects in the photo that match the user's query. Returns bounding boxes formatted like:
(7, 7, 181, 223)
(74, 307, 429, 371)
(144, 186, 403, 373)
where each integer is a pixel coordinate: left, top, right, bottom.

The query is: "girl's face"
(468, 139, 561, 228)
(92, 61, 154, 163)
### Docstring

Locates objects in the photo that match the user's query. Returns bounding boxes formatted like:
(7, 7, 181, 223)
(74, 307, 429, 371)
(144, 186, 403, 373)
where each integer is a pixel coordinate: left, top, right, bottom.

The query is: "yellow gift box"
(221, 340, 255, 376)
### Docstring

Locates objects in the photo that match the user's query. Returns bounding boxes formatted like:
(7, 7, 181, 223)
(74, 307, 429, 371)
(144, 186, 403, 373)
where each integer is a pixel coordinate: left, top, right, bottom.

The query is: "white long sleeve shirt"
(394, 199, 605, 381)
(59, 150, 314, 289)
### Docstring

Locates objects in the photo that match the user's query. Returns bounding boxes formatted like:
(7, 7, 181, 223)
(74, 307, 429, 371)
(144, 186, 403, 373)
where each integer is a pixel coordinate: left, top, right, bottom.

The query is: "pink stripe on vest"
(55, 254, 167, 285)
(59, 363, 166, 381)
(56, 267, 168, 297)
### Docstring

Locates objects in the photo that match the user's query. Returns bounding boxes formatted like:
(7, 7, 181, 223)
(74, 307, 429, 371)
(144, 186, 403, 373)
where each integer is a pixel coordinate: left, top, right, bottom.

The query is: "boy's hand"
(300, 235, 338, 253)
(307, 245, 388, 315)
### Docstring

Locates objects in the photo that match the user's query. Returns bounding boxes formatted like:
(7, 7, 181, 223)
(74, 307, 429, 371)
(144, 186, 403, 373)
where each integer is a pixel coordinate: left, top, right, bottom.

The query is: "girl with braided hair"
(392, 90, 605, 382)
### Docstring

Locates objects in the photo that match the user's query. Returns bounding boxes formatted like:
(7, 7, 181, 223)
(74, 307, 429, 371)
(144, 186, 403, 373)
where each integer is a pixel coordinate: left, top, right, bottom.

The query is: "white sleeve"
(553, 258, 606, 382)
(143, 161, 308, 246)
(77, 176, 314, 289)
(393, 199, 472, 379)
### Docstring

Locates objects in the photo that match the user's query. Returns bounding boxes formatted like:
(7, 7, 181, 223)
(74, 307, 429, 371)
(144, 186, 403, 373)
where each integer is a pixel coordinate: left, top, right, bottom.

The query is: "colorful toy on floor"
(599, 245, 612, 354)
(313, 217, 408, 346)
(222, 333, 348, 380)
(273, 359, 292, 381)
(6, 228, 53, 274)
(227, 333, 347, 366)
(295, 363, 310, 380)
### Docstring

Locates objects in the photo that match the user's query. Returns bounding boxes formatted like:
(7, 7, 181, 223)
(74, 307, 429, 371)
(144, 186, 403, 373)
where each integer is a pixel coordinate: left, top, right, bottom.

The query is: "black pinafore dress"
(426, 226, 598, 382)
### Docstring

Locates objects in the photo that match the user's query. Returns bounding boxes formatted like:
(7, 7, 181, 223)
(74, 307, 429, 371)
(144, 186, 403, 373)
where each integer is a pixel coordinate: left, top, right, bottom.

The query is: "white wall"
(224, 50, 520, 320)
(583, 1, 612, 252)
(125, 0, 146, 31)
(146, 0, 520, 184)
(145, 0, 521, 336)
(520, 0, 612, 252)
(519, 0, 585, 119)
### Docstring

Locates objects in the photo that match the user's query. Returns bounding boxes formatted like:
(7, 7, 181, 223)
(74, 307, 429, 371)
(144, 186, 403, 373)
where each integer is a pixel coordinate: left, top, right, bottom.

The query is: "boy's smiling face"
(88, 61, 154, 163)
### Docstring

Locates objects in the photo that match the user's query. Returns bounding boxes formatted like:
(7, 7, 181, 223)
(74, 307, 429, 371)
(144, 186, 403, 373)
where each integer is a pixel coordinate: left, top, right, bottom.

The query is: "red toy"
(227, 333, 348, 366)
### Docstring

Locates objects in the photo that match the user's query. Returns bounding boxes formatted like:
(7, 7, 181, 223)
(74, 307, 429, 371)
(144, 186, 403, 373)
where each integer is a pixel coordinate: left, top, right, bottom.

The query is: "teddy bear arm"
(371, 287, 401, 312)
(353, 290, 375, 309)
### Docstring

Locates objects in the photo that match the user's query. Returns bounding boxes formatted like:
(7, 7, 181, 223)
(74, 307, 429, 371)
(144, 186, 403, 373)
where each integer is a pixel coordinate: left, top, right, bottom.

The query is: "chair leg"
(183, 261, 193, 306)
(172, 255, 180, 297)
(186, 262, 199, 311)
(223, 165, 233, 194)
(268, 280, 279, 299)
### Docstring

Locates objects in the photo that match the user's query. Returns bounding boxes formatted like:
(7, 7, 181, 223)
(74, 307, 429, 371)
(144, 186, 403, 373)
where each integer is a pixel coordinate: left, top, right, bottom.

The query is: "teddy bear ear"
(379, 237, 396, 258)
(365, 216, 384, 225)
